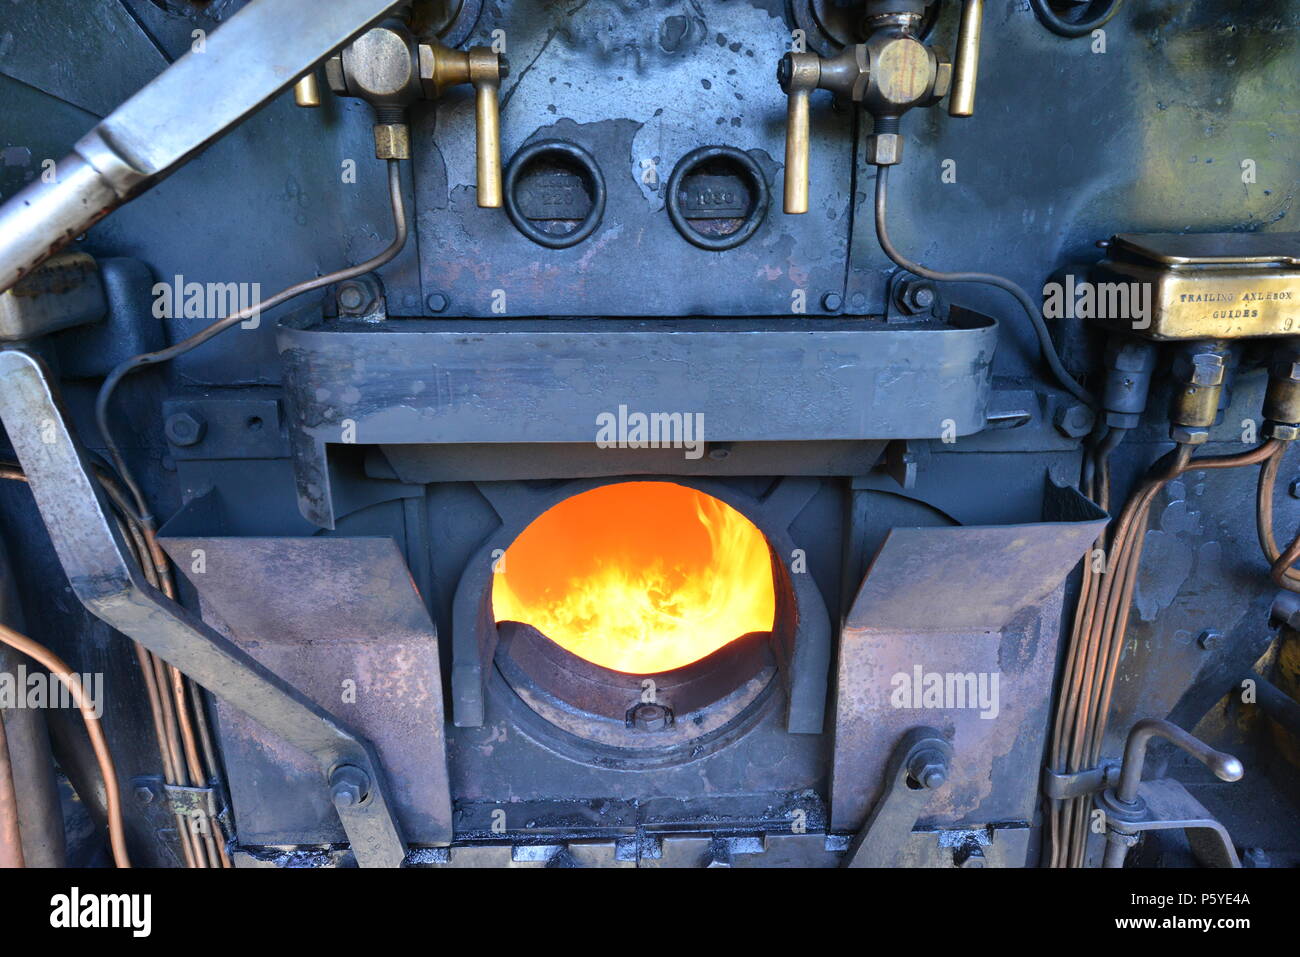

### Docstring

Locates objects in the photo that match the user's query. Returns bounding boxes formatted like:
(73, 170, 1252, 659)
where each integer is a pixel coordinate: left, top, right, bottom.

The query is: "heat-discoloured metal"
(832, 482, 1106, 831)
(156, 535, 453, 846)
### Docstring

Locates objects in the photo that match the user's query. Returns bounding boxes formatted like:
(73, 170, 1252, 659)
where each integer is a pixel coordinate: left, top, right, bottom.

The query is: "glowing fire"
(492, 482, 776, 674)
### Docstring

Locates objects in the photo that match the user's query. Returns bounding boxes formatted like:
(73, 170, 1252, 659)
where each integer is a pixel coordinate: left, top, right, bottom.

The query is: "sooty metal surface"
(155, 534, 453, 846)
(278, 310, 998, 527)
(832, 478, 1107, 831)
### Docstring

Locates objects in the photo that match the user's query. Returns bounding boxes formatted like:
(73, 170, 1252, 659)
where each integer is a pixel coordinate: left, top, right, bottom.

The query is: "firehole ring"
(457, 478, 813, 765)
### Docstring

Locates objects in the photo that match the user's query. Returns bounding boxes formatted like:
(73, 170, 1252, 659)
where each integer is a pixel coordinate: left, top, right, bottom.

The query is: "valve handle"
(949, 0, 984, 118)
(423, 44, 505, 208)
(784, 88, 811, 215)
(469, 50, 503, 209)
(779, 52, 821, 215)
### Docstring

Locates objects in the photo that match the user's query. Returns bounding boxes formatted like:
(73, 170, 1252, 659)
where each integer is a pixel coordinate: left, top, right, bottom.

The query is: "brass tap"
(778, 0, 984, 214)
(320, 21, 506, 208)
(419, 43, 505, 209)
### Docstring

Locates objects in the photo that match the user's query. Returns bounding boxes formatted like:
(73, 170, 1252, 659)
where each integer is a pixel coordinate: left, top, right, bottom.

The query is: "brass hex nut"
(1273, 359, 1300, 383)
(373, 123, 410, 161)
(867, 131, 903, 166)
(325, 55, 347, 94)
(1173, 350, 1227, 387)
(1264, 421, 1300, 441)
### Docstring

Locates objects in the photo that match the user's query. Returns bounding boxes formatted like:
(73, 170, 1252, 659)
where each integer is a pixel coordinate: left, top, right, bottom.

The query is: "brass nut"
(1273, 360, 1300, 383)
(867, 131, 903, 166)
(1173, 351, 1227, 387)
(325, 55, 346, 94)
(373, 123, 410, 161)
(1264, 421, 1300, 441)
(1170, 425, 1211, 445)
(931, 57, 953, 102)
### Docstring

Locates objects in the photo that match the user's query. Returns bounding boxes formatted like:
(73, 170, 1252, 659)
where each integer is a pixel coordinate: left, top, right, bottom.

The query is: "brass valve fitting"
(320, 21, 505, 208)
(1169, 340, 1233, 444)
(777, 0, 982, 214)
(1264, 340, 1300, 441)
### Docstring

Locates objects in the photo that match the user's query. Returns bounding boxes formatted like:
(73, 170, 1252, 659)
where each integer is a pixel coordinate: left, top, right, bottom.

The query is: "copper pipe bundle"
(1, 465, 230, 867)
(1047, 439, 1283, 867)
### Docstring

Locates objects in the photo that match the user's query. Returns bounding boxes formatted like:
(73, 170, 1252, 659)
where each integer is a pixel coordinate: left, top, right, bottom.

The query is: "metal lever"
(948, 0, 984, 117)
(1114, 718, 1243, 806)
(779, 55, 820, 214)
(0, 0, 404, 295)
(1099, 718, 1244, 869)
(420, 43, 505, 208)
(845, 726, 952, 867)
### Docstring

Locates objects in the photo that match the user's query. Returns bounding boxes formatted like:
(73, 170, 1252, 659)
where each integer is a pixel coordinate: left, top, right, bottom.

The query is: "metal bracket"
(845, 726, 953, 868)
(165, 783, 221, 820)
(1099, 779, 1241, 869)
(1043, 762, 1120, 801)
(0, 348, 406, 867)
(1098, 718, 1243, 869)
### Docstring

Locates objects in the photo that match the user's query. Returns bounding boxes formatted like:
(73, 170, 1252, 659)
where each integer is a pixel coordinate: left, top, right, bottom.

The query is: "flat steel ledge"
(277, 311, 998, 528)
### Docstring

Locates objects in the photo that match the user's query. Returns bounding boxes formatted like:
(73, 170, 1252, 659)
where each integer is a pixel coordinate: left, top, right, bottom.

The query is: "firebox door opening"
(487, 481, 788, 760)
(491, 481, 777, 675)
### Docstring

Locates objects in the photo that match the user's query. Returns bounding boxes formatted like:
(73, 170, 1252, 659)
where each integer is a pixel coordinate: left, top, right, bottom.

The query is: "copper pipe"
(1272, 529, 1300, 590)
(1257, 445, 1300, 590)
(0, 706, 25, 867)
(0, 622, 129, 867)
(188, 679, 231, 866)
(169, 664, 206, 788)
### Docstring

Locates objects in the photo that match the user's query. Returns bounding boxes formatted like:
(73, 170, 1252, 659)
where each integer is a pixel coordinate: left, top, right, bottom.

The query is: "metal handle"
(779, 52, 821, 215)
(784, 89, 811, 214)
(1116, 718, 1243, 806)
(473, 71, 503, 208)
(948, 0, 983, 118)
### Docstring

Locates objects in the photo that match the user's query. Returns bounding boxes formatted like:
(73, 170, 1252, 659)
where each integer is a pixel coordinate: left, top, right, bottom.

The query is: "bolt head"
(164, 411, 205, 448)
(426, 292, 450, 314)
(907, 748, 949, 790)
(329, 765, 371, 809)
(1198, 629, 1223, 650)
(338, 287, 363, 309)
(1054, 402, 1096, 439)
(627, 702, 673, 732)
(822, 291, 843, 312)
(134, 785, 155, 805)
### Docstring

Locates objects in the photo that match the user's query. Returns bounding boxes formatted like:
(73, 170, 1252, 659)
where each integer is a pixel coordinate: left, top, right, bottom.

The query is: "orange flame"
(492, 482, 776, 674)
